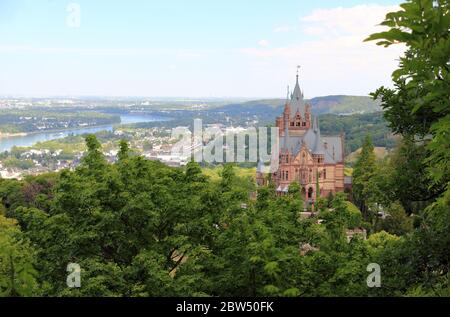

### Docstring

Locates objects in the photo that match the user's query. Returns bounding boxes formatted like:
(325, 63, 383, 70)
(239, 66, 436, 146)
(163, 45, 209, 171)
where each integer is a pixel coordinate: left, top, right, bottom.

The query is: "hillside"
(213, 95, 381, 117)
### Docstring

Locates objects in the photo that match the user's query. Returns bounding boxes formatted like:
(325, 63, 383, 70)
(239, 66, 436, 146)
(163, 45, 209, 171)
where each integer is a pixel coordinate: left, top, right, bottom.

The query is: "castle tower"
(262, 67, 347, 202)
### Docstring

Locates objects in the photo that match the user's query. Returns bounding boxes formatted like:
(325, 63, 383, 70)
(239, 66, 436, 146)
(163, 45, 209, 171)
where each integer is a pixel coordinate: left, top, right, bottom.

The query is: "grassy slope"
(345, 147, 390, 164)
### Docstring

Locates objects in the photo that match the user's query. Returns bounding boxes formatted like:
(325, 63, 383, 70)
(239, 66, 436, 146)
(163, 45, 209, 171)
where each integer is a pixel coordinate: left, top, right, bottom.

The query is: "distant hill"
(213, 95, 381, 116)
(309, 95, 381, 115)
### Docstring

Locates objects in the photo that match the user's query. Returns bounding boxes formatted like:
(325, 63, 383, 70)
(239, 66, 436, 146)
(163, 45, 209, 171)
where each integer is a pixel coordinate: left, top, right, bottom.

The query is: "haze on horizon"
(0, 0, 404, 99)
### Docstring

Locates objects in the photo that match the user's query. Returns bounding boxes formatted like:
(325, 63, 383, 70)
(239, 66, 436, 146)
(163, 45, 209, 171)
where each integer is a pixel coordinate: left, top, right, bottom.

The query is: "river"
(0, 114, 170, 153)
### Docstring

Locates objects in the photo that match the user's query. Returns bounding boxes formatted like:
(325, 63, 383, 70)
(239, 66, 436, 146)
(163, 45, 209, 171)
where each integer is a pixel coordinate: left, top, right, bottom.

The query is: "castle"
(256, 71, 346, 205)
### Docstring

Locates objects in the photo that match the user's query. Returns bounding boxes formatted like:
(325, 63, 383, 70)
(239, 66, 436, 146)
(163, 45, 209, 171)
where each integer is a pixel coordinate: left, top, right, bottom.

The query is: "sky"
(0, 0, 405, 98)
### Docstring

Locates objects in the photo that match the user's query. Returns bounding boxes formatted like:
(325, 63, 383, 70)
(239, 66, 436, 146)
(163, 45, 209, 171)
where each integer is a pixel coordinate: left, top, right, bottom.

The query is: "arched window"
(323, 168, 327, 179)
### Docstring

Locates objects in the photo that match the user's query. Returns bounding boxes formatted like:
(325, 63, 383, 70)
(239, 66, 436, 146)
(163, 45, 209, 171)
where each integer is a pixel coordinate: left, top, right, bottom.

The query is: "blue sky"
(0, 0, 404, 98)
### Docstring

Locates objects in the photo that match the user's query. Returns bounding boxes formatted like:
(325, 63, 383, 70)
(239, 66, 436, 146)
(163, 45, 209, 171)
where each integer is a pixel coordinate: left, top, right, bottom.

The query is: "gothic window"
(286, 156, 289, 163)
(323, 168, 327, 179)
(286, 171, 289, 180)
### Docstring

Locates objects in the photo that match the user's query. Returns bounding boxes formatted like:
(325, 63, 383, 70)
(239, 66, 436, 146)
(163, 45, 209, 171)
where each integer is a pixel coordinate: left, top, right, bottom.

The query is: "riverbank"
(0, 113, 171, 153)
(0, 132, 28, 138)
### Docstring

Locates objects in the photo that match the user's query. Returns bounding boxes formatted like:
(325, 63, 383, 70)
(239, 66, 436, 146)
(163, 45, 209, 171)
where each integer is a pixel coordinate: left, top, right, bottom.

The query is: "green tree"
(118, 139, 130, 162)
(0, 214, 39, 297)
(366, 0, 450, 295)
(79, 134, 107, 176)
(375, 202, 413, 236)
(365, 0, 450, 205)
(352, 135, 377, 219)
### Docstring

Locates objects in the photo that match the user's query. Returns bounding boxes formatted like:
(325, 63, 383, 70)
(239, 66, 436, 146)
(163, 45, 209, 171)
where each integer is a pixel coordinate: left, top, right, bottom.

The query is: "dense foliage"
(0, 132, 448, 296)
(0, 0, 448, 297)
(363, 0, 450, 294)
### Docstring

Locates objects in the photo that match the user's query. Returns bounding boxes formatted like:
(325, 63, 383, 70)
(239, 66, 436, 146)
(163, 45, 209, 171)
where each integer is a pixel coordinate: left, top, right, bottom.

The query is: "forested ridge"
(0, 0, 449, 297)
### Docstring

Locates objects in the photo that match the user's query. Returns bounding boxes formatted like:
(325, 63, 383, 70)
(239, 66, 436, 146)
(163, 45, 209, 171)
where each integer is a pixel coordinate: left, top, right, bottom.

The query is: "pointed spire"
(291, 66, 305, 116)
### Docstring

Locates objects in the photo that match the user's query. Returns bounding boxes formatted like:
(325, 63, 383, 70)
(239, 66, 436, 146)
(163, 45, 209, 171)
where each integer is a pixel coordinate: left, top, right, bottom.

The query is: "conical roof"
(290, 73, 305, 116)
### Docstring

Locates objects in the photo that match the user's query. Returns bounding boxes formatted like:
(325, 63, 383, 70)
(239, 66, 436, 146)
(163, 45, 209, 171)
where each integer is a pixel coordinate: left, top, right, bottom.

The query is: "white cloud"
(300, 4, 400, 37)
(240, 4, 405, 97)
(258, 40, 270, 47)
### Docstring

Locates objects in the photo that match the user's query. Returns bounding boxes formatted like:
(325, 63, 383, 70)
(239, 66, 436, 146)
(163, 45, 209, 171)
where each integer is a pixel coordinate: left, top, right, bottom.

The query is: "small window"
(323, 169, 327, 179)
(290, 122, 294, 126)
(302, 122, 306, 127)
(296, 122, 301, 126)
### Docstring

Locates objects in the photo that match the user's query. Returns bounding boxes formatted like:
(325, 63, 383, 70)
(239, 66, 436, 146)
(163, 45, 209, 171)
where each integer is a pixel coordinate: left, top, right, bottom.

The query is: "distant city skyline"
(0, 0, 404, 98)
